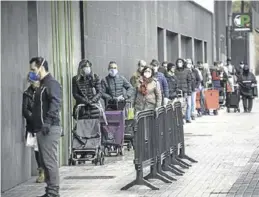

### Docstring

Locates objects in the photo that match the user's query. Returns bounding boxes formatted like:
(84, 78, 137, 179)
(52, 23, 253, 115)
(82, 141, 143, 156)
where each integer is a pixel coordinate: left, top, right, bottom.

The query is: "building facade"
(1, 0, 214, 192)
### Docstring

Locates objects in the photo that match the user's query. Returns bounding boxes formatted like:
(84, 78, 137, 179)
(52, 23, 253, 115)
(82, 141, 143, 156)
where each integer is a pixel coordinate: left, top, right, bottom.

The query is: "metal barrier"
(121, 101, 197, 190)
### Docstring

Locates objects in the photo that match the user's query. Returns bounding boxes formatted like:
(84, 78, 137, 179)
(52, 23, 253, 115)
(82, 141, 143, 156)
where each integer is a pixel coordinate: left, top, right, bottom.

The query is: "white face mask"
(109, 69, 118, 77)
(177, 62, 183, 68)
(153, 67, 158, 72)
(187, 64, 192, 69)
(82, 67, 91, 75)
(240, 64, 244, 68)
(143, 72, 152, 78)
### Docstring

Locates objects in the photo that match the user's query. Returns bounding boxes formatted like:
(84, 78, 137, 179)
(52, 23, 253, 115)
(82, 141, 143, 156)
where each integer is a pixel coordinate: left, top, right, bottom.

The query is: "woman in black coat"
(72, 59, 101, 120)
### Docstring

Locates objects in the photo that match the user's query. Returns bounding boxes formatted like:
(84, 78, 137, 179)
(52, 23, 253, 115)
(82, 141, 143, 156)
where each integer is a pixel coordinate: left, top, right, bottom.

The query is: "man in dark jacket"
(186, 59, 201, 120)
(101, 61, 134, 110)
(175, 58, 192, 123)
(22, 76, 45, 183)
(237, 64, 257, 113)
(72, 59, 101, 119)
(150, 59, 170, 105)
(30, 57, 62, 197)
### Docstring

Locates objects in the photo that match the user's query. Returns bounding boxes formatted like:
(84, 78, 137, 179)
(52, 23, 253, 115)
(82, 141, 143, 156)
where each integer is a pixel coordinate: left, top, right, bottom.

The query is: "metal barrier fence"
(121, 101, 197, 190)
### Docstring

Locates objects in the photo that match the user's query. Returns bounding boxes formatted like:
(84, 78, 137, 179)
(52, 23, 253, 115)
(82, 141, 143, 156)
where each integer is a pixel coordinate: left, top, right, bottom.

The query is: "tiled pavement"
(2, 99, 259, 197)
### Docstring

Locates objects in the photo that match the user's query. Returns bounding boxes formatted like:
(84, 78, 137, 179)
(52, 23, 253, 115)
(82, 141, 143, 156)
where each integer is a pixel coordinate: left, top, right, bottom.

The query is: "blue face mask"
(28, 71, 40, 82)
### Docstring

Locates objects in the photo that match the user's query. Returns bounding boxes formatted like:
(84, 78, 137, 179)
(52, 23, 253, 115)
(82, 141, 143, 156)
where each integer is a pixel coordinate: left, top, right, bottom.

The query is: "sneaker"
(36, 168, 45, 183)
(186, 120, 192, 123)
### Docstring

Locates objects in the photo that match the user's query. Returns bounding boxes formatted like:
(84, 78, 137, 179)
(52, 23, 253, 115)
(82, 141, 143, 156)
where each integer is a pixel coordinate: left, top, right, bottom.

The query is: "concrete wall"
(1, 1, 81, 192)
(83, 1, 213, 79)
(1, 1, 32, 192)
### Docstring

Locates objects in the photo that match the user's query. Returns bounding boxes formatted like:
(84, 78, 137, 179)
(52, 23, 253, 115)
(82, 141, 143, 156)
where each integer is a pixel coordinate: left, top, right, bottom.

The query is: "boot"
(36, 168, 45, 183)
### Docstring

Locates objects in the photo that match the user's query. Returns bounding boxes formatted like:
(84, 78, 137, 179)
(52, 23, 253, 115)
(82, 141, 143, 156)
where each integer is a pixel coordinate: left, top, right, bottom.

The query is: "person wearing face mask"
(132, 65, 162, 112)
(186, 59, 201, 120)
(29, 57, 62, 197)
(174, 58, 192, 123)
(130, 60, 147, 88)
(165, 63, 178, 101)
(197, 63, 211, 115)
(22, 73, 45, 184)
(101, 61, 134, 110)
(225, 58, 236, 92)
(72, 59, 101, 119)
(236, 61, 245, 80)
(150, 60, 169, 105)
(237, 64, 257, 113)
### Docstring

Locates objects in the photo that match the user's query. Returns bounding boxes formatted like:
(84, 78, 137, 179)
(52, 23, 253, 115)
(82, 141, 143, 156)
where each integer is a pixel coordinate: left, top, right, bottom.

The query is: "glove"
(42, 123, 51, 136)
(116, 95, 124, 101)
(164, 98, 170, 105)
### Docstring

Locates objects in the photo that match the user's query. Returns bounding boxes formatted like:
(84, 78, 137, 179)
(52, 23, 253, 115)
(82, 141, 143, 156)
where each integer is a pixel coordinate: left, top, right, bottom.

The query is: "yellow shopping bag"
(127, 107, 135, 120)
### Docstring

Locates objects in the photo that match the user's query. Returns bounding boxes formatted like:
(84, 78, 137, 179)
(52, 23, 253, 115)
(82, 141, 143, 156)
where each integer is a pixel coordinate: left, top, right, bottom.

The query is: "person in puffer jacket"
(101, 61, 134, 109)
(186, 59, 201, 120)
(150, 59, 169, 105)
(165, 62, 178, 100)
(174, 58, 192, 123)
(72, 59, 102, 120)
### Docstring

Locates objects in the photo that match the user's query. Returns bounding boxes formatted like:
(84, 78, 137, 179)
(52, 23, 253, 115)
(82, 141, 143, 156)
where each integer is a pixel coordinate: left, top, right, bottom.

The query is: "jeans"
(185, 95, 192, 121)
(191, 91, 196, 116)
(199, 88, 205, 113)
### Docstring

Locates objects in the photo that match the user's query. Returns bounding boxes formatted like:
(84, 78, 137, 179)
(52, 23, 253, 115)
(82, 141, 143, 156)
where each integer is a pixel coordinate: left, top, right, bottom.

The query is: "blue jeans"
(191, 91, 196, 116)
(185, 95, 192, 121)
(200, 89, 205, 113)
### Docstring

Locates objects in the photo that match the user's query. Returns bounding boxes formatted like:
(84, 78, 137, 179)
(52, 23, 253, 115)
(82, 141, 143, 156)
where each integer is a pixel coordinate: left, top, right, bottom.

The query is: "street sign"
(232, 13, 252, 32)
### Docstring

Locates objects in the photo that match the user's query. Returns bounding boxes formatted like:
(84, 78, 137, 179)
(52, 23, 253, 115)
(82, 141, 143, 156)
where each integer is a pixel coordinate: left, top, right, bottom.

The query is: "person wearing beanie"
(174, 58, 192, 123)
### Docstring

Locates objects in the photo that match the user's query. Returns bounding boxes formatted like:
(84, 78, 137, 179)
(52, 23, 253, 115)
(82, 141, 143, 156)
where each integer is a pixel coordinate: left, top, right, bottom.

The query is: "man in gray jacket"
(101, 61, 134, 110)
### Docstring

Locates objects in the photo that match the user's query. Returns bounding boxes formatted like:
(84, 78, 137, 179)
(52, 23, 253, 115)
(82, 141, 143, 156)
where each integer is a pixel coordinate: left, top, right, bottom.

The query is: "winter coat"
(237, 71, 257, 97)
(190, 68, 201, 92)
(130, 71, 141, 88)
(101, 74, 134, 104)
(174, 68, 192, 95)
(133, 77, 162, 112)
(199, 67, 211, 87)
(154, 72, 169, 98)
(165, 73, 178, 99)
(72, 74, 101, 119)
(22, 85, 36, 134)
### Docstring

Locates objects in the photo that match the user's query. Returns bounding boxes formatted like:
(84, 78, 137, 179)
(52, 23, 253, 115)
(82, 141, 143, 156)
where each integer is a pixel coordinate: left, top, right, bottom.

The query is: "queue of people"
(21, 56, 257, 197)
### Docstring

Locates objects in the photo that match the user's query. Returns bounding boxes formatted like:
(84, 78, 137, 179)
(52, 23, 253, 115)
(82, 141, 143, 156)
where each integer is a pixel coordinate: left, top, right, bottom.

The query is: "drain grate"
(64, 176, 115, 180)
(210, 192, 228, 194)
(186, 134, 212, 137)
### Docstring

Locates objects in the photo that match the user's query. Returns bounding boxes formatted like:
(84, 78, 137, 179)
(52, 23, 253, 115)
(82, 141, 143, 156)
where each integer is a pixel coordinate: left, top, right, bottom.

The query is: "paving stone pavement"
(2, 99, 259, 197)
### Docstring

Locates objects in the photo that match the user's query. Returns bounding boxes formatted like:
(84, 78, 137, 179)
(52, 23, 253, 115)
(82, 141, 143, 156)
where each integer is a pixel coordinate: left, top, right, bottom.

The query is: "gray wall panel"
(1, 1, 31, 192)
(84, 1, 213, 79)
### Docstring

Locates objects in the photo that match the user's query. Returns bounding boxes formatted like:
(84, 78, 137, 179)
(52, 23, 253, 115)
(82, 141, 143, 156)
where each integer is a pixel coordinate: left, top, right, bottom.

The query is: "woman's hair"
(141, 65, 155, 77)
(76, 59, 92, 81)
(167, 63, 175, 71)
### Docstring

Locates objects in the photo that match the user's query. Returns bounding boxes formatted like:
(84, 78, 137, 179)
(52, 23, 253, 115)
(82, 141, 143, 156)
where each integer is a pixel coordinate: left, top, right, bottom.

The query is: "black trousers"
(242, 96, 253, 112)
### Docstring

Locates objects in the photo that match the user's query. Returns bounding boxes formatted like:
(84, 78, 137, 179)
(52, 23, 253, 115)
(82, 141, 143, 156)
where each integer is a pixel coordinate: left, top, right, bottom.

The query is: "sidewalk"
(2, 99, 259, 197)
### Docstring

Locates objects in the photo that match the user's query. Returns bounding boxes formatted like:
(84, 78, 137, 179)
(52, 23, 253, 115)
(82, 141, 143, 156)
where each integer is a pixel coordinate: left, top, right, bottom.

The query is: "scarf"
(138, 77, 153, 96)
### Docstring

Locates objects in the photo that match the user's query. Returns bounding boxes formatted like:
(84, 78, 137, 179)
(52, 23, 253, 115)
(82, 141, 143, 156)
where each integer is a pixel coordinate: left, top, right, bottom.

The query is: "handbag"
(26, 132, 37, 148)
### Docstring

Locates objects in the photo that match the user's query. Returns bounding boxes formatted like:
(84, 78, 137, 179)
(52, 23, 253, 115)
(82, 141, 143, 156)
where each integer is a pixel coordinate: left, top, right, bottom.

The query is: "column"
(177, 34, 182, 58)
(191, 37, 195, 63)
(162, 29, 167, 61)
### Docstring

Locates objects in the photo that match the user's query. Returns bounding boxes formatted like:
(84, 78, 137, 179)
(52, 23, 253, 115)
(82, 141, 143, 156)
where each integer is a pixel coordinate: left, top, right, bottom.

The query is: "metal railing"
(121, 101, 197, 190)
